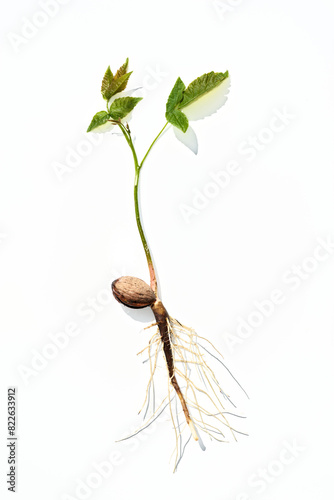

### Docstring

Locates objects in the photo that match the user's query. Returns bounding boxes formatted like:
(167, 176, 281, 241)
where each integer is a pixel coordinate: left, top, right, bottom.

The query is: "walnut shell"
(111, 276, 156, 309)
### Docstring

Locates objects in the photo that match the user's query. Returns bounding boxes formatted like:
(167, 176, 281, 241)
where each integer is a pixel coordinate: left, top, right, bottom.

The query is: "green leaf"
(114, 58, 129, 90)
(166, 77, 185, 115)
(101, 64, 132, 100)
(166, 109, 189, 133)
(87, 111, 110, 132)
(108, 97, 143, 120)
(165, 77, 189, 132)
(108, 71, 133, 99)
(101, 66, 114, 100)
(179, 71, 229, 109)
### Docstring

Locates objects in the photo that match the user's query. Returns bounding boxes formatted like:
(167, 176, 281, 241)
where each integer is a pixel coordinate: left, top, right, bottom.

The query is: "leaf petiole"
(117, 122, 139, 166)
(140, 122, 169, 169)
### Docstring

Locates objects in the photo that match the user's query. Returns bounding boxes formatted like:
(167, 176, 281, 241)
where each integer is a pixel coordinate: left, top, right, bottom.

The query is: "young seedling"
(87, 58, 248, 470)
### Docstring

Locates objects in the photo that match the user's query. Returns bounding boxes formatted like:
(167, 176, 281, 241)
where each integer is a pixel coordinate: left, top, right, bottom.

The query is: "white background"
(1, 0, 334, 499)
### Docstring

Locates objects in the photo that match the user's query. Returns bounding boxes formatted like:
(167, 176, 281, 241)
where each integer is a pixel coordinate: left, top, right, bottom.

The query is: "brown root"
(151, 300, 199, 442)
(112, 276, 248, 471)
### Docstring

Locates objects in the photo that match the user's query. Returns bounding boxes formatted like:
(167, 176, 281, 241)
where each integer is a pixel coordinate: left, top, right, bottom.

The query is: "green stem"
(118, 122, 163, 296)
(134, 169, 158, 295)
(140, 122, 168, 169)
